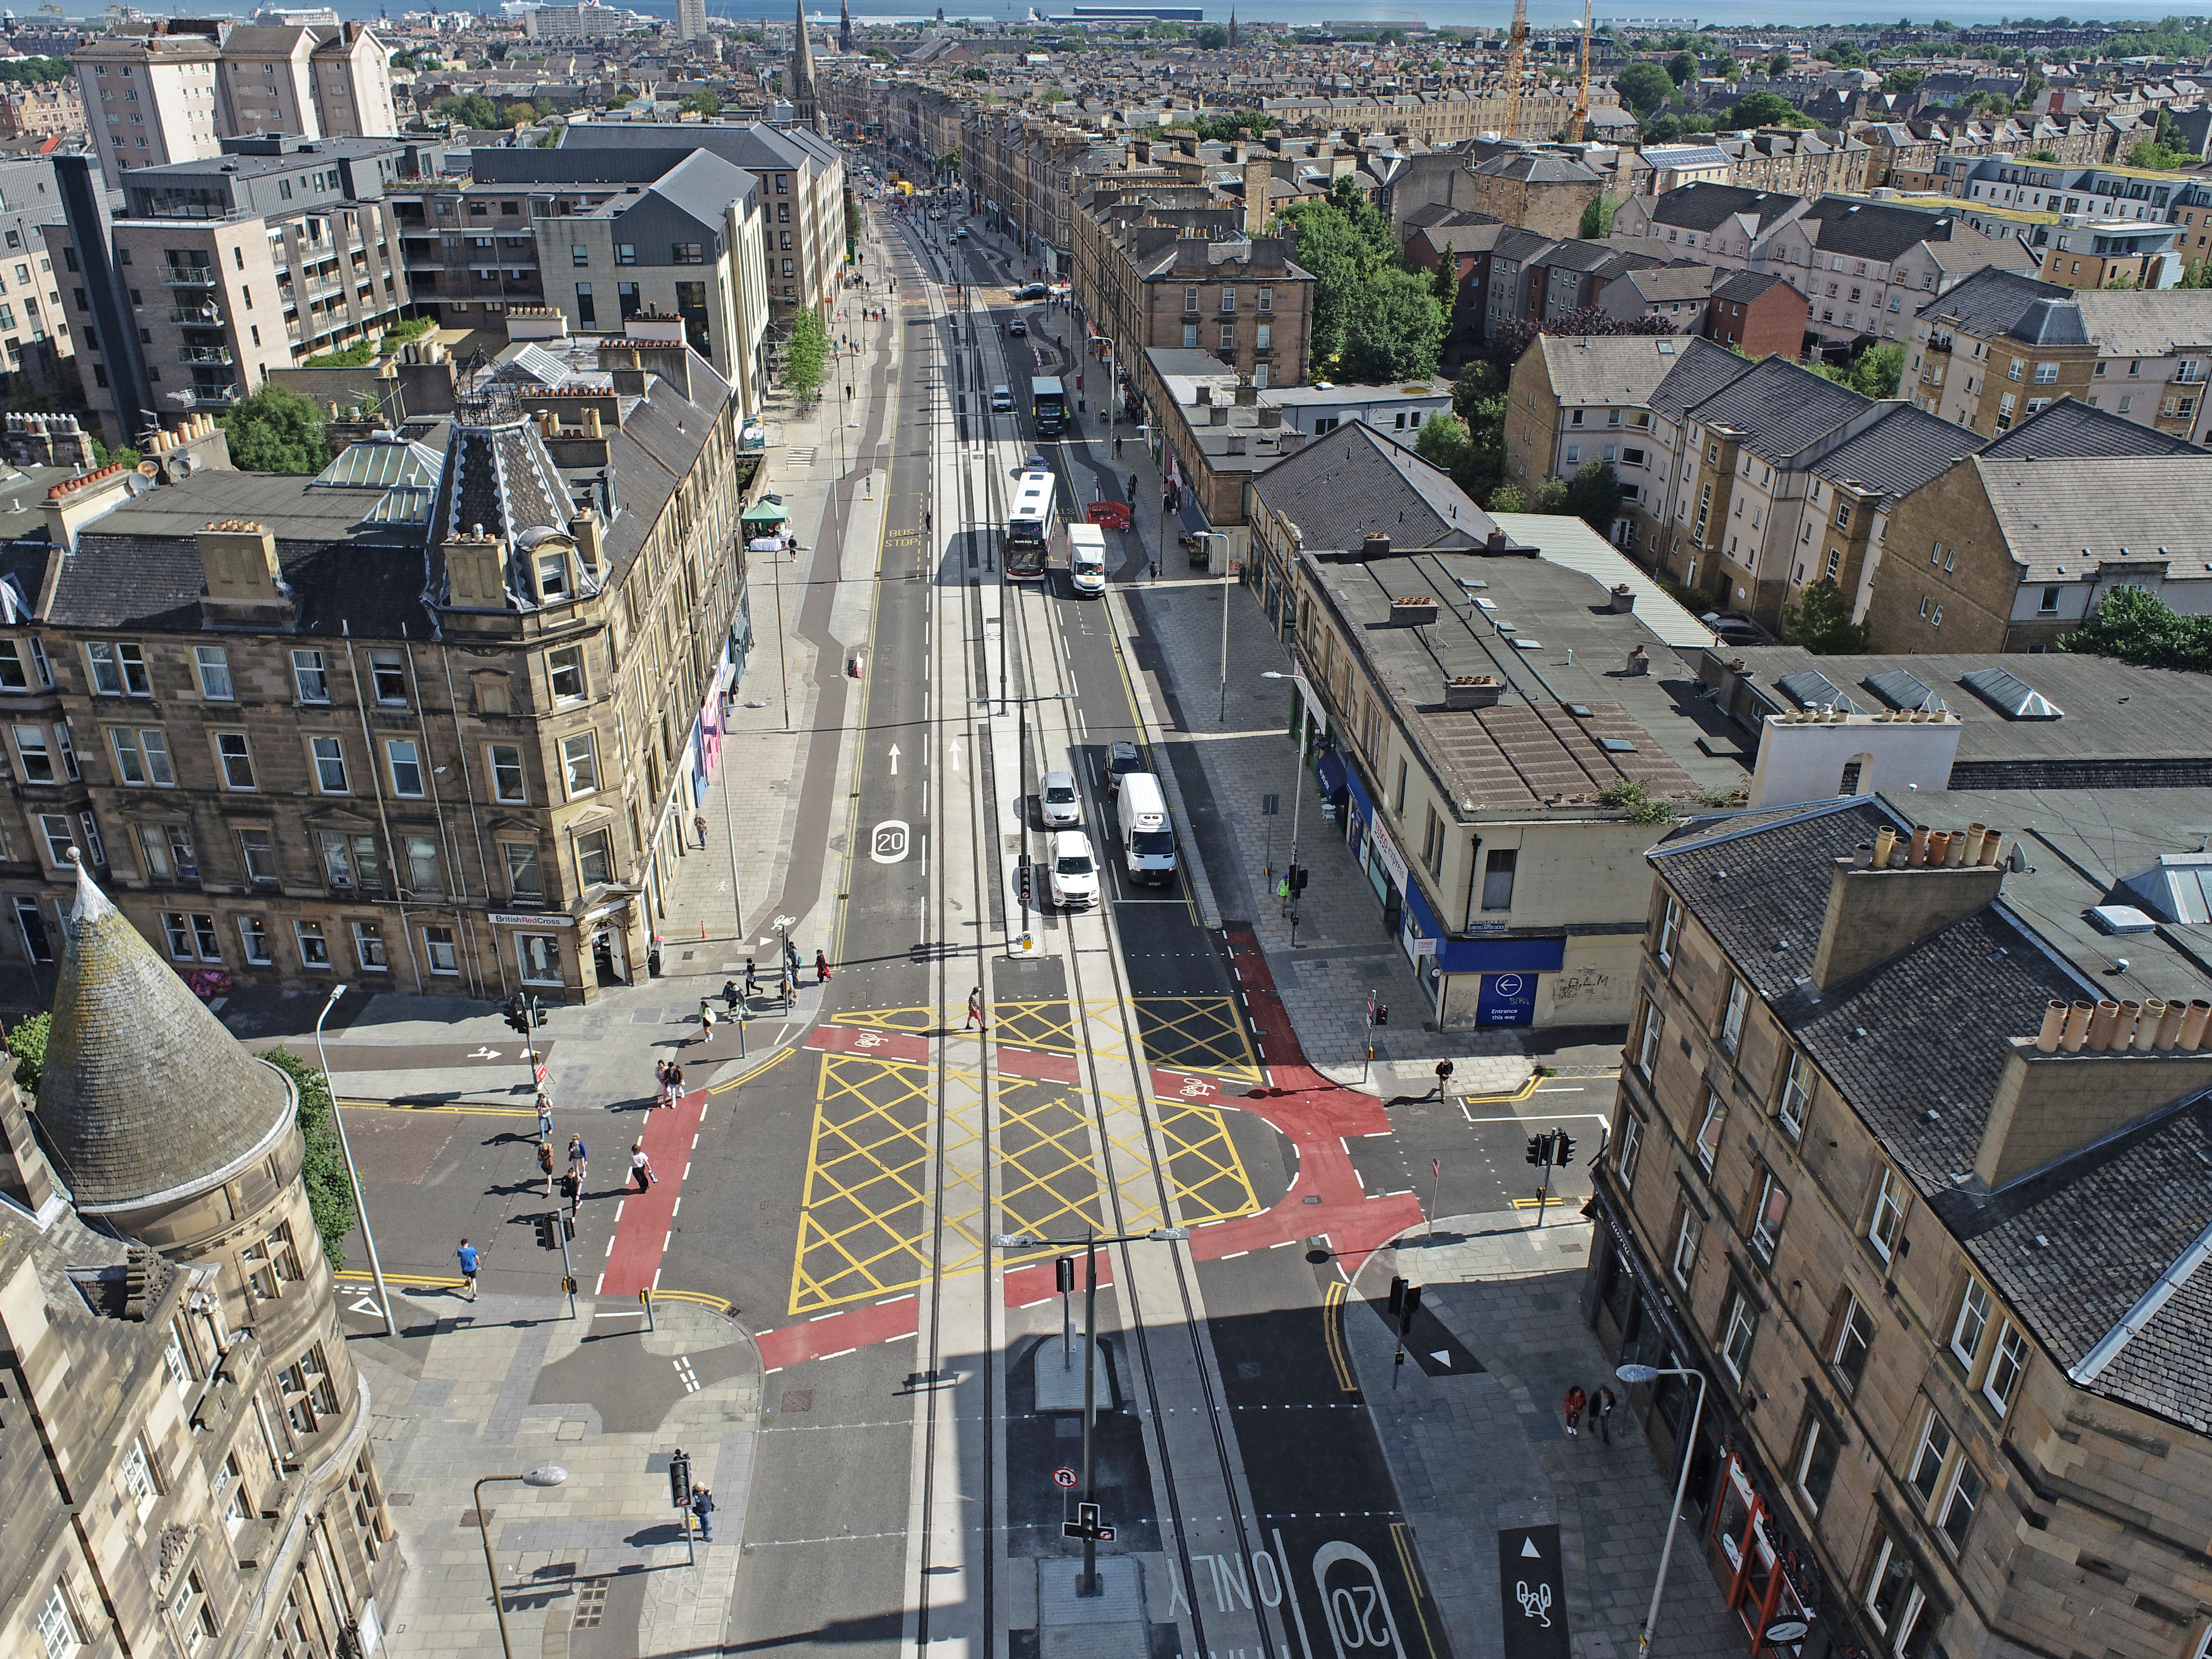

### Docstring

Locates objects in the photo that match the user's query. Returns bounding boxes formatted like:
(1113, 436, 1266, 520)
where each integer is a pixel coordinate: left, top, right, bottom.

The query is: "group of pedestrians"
(1561, 1383, 1617, 1443)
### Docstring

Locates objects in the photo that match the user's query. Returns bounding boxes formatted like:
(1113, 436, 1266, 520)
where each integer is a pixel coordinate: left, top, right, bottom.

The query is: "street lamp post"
(313, 985, 393, 1336)
(474, 1465, 568, 1659)
(1260, 665, 1307, 947)
(994, 1226, 1188, 1596)
(1616, 1363, 1711, 1655)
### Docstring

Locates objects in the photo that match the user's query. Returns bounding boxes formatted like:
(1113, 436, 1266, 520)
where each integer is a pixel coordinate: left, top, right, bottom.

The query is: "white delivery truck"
(1066, 522, 1107, 596)
(1116, 772, 1177, 886)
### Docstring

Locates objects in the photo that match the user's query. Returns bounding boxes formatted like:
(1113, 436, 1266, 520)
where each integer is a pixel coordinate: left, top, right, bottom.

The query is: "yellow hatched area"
(833, 1005, 944, 1034)
(990, 999, 1128, 1058)
(786, 1051, 987, 1315)
(1133, 996, 1263, 1085)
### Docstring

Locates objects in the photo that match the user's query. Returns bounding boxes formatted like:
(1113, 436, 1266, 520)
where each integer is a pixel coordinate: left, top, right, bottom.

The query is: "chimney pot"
(2182, 999, 2212, 1052)
(1978, 831, 2006, 867)
(2135, 998, 2167, 1051)
(2115, 1000, 2144, 1052)
(2156, 998, 2187, 1050)
(2035, 999, 2066, 1052)
(1872, 826, 1897, 867)
(2060, 1000, 2093, 1052)
(1962, 823, 1987, 863)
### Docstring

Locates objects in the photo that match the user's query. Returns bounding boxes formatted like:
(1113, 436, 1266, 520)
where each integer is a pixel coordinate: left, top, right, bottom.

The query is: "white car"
(1041, 769, 1081, 827)
(1046, 830, 1099, 910)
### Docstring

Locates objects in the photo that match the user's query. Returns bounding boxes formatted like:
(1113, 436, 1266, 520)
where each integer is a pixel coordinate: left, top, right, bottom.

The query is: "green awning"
(742, 501, 789, 524)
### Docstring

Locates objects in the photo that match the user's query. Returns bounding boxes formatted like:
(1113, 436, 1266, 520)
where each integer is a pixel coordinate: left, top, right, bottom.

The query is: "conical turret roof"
(34, 858, 295, 1215)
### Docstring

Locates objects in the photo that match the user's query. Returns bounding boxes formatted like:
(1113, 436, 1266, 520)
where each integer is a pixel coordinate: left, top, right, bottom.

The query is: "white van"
(1066, 522, 1107, 597)
(991, 384, 1014, 412)
(1116, 772, 1176, 886)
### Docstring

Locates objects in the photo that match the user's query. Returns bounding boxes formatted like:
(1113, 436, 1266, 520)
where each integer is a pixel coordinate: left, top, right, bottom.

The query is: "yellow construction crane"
(1572, 0, 1593, 143)
(1501, 0, 1529, 141)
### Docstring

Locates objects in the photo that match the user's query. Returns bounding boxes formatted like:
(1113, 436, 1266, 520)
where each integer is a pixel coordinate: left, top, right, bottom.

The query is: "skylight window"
(1961, 666, 2062, 720)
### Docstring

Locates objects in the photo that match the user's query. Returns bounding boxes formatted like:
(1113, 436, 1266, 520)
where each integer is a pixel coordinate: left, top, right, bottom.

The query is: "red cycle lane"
(597, 1087, 710, 1298)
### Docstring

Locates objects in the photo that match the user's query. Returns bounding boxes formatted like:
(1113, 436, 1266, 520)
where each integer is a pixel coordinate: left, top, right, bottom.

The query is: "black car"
(1701, 611, 1765, 646)
(1013, 282, 1050, 301)
(1105, 740, 1145, 796)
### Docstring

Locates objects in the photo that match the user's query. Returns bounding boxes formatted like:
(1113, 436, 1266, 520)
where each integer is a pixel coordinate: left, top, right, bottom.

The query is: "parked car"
(1041, 769, 1081, 827)
(1701, 611, 1765, 646)
(1013, 282, 1050, 301)
(1105, 740, 1145, 797)
(1046, 831, 1100, 909)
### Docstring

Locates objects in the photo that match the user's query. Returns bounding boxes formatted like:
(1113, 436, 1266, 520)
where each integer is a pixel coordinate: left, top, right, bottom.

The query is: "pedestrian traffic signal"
(668, 1450, 693, 1508)
(1526, 1135, 1547, 1166)
(1373, 1004, 1389, 1026)
(1399, 1283, 1423, 1334)
(1388, 1275, 1409, 1316)
(1056, 1257, 1076, 1294)
(1554, 1134, 1578, 1167)
(562, 1277, 578, 1295)
(532, 1001, 548, 1028)
(534, 1213, 558, 1250)
(562, 1214, 576, 1242)
(1290, 866, 1310, 893)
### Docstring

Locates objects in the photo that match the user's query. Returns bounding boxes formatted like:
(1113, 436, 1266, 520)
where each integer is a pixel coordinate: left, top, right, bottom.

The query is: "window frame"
(385, 738, 425, 798)
(1777, 1048, 1814, 1141)
(1656, 892, 1682, 965)
(1795, 1415, 1840, 1512)
(193, 644, 233, 700)
(1720, 1288, 1757, 1379)
(1615, 1110, 1642, 1186)
(1669, 1205, 1700, 1288)
(1869, 1166, 1909, 1262)
(1937, 1456, 1982, 1552)
(1719, 975, 1750, 1056)
(1693, 1089, 1727, 1176)
(1830, 1293, 1876, 1392)
(488, 743, 527, 804)
(558, 731, 598, 798)
(291, 647, 330, 704)
(214, 731, 255, 791)
(1951, 1277, 1991, 1371)
(1636, 1002, 1665, 1077)
(1983, 1319, 2028, 1416)
(308, 734, 348, 794)
(1748, 1166, 1790, 1262)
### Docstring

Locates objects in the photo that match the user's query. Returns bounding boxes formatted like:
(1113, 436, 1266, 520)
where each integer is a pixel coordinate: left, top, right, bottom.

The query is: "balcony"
(184, 384, 240, 406)
(169, 302, 225, 325)
(159, 264, 219, 288)
(178, 346, 234, 366)
(1927, 334, 1952, 354)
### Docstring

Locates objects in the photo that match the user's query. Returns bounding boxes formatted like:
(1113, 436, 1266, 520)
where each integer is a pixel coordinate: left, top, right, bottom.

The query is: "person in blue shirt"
(457, 1239, 480, 1302)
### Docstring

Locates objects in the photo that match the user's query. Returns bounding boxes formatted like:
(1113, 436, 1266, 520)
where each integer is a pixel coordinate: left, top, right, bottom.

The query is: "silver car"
(1041, 769, 1081, 827)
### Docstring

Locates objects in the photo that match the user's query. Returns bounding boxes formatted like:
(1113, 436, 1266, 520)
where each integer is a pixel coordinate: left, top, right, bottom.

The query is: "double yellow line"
(1322, 1280, 1358, 1393)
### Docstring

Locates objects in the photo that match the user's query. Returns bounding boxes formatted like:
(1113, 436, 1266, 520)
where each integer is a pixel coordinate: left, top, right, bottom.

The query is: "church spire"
(1227, 6, 1238, 46)
(790, 0, 820, 132)
(839, 0, 852, 55)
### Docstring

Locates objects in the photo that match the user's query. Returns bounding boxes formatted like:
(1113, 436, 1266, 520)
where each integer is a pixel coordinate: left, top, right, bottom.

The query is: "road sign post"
(1430, 1156, 1442, 1247)
(557, 1209, 577, 1322)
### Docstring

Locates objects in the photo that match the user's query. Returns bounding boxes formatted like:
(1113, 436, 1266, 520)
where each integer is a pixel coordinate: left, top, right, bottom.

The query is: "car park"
(1046, 831, 1099, 909)
(1041, 769, 1081, 827)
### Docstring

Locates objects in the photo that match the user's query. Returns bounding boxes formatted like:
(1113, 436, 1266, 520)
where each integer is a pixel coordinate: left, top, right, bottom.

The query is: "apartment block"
(217, 21, 399, 142)
(1589, 767, 2212, 1659)
(75, 25, 226, 187)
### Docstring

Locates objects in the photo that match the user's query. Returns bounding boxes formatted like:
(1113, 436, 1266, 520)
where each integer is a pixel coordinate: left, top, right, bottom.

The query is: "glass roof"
(313, 438, 444, 492)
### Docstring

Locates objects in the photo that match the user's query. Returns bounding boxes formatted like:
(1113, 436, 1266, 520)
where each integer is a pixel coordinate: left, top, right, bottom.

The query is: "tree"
(784, 308, 829, 404)
(1666, 49, 1700, 85)
(1532, 476, 1572, 513)
(1429, 253, 1460, 320)
(1727, 90, 1801, 127)
(0, 55, 72, 84)
(681, 88, 721, 116)
(1617, 59, 1676, 116)
(2060, 585, 2212, 671)
(1488, 481, 1528, 512)
(258, 1047, 357, 1272)
(1565, 460, 1624, 533)
(1780, 576, 1868, 654)
(1882, 66, 1925, 93)
(5, 1012, 48, 1103)
(1845, 342, 1905, 399)
(1451, 359, 1501, 422)
(939, 147, 962, 178)
(1340, 268, 1448, 382)
(1414, 412, 1475, 475)
(1767, 49, 1792, 75)
(1194, 22, 1228, 47)
(221, 385, 330, 475)
(437, 91, 501, 131)
(503, 100, 546, 126)
(1580, 193, 1623, 240)
(1487, 307, 1676, 376)
(1819, 40, 1868, 67)
(1641, 113, 1715, 143)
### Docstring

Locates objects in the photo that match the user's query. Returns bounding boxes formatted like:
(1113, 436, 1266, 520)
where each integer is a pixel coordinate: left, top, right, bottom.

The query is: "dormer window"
(537, 551, 569, 601)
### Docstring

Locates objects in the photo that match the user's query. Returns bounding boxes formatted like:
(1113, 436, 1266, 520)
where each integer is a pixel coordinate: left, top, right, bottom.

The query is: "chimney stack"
(1810, 848, 2006, 991)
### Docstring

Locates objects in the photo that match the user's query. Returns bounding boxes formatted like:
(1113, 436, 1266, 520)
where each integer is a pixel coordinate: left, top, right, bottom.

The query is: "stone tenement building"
(0, 335, 749, 1002)
(1588, 783, 2212, 1659)
(0, 860, 398, 1659)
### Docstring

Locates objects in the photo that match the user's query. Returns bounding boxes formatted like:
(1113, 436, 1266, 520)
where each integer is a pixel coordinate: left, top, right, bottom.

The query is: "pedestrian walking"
(723, 978, 742, 1013)
(698, 999, 719, 1043)
(783, 936, 801, 976)
(456, 1238, 480, 1301)
(694, 811, 709, 848)
(536, 1093, 554, 1142)
(814, 949, 832, 985)
(560, 1167, 581, 1217)
(744, 957, 759, 996)
(666, 1061, 685, 1107)
(965, 985, 985, 1031)
(537, 1137, 556, 1197)
(1592, 1386, 1616, 1445)
(691, 1485, 716, 1540)
(1114, 433, 1123, 457)
(655, 1056, 671, 1107)
(1563, 1384, 1587, 1438)
(1127, 473, 1139, 502)
(631, 1140, 656, 1190)
(567, 1134, 588, 1181)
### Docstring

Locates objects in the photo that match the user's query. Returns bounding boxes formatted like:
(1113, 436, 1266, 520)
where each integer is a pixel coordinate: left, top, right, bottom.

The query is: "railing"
(185, 384, 240, 406)
(178, 346, 234, 365)
(1927, 335, 1953, 354)
(169, 303, 225, 325)
(159, 264, 219, 287)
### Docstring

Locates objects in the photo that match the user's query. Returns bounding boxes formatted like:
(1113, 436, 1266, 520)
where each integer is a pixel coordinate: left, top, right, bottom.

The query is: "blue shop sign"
(1476, 971, 1540, 1026)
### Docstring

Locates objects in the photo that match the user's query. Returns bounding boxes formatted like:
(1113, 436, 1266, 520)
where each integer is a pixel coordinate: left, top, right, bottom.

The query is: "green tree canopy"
(1881, 65, 1925, 93)
(1781, 576, 1868, 654)
(258, 1047, 357, 1270)
(221, 385, 331, 475)
(2059, 585, 2212, 671)
(0, 56, 71, 84)
(1579, 193, 1623, 239)
(1666, 50, 1700, 85)
(1564, 459, 1624, 533)
(681, 88, 722, 116)
(437, 91, 501, 130)
(784, 308, 830, 404)
(1641, 113, 1716, 143)
(1844, 342, 1905, 399)
(6, 1011, 48, 1102)
(1726, 90, 1804, 128)
(1767, 49, 1792, 75)
(1617, 59, 1676, 116)
(1450, 359, 1501, 422)
(1413, 412, 1474, 475)
(1819, 40, 1868, 66)
(1194, 23, 1228, 47)
(1340, 268, 1448, 382)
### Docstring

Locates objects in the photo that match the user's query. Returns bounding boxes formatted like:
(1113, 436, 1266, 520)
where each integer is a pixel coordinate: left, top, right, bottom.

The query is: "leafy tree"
(1429, 254, 1459, 320)
(259, 1047, 357, 1272)
(2060, 585, 2212, 671)
(1414, 412, 1474, 475)
(681, 88, 722, 116)
(785, 308, 830, 404)
(1488, 481, 1528, 512)
(960, 65, 989, 80)
(1283, 201, 1362, 371)
(6, 1012, 49, 1103)
(938, 147, 963, 176)
(1188, 111, 1277, 141)
(1641, 114, 1716, 142)
(1450, 359, 1501, 422)
(1819, 40, 1868, 66)
(0, 55, 73, 84)
(1781, 576, 1868, 654)
(2027, 148, 2061, 161)
(437, 91, 501, 131)
(1565, 459, 1624, 533)
(1617, 59, 1676, 116)
(1767, 49, 1792, 75)
(1845, 342, 1905, 399)
(503, 100, 547, 126)
(1580, 193, 1623, 239)
(221, 385, 330, 475)
(2127, 110, 2194, 170)
(1882, 66, 1924, 93)
(1194, 23, 1228, 47)
(1666, 50, 1700, 85)
(1341, 268, 1448, 382)
(1041, 86, 1067, 104)
(1727, 90, 1804, 127)
(1531, 476, 1572, 513)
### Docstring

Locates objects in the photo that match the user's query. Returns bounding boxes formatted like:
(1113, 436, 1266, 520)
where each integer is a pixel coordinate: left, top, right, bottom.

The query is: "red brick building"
(1701, 270, 1809, 361)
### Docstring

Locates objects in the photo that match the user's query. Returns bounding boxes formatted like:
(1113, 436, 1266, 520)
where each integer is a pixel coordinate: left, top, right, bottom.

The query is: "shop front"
(1341, 765, 1403, 938)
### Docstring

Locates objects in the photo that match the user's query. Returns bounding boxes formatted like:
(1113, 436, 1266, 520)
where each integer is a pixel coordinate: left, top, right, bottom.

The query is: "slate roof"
(1623, 265, 1721, 305)
(1540, 334, 1731, 409)
(1678, 355, 1867, 464)
(1914, 263, 2067, 337)
(1712, 270, 1793, 305)
(1247, 422, 1489, 553)
(1980, 396, 2202, 461)
(2070, 288, 2212, 354)
(1810, 404, 1982, 510)
(1650, 337, 1762, 422)
(1976, 454, 2212, 581)
(1802, 196, 1955, 259)
(1473, 152, 1600, 184)
(1642, 181, 1806, 232)
(36, 864, 297, 1214)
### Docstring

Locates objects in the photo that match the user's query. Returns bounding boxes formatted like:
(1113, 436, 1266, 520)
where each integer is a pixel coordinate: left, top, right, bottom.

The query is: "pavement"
(1346, 1213, 1738, 1659)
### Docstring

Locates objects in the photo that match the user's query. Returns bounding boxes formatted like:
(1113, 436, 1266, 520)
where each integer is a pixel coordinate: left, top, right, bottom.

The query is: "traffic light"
(1526, 1135, 1548, 1166)
(1290, 866, 1310, 893)
(1055, 1257, 1076, 1294)
(1388, 1275, 1409, 1317)
(668, 1450, 693, 1508)
(1373, 1004, 1389, 1027)
(532, 1000, 548, 1028)
(1554, 1134, 1578, 1167)
(504, 998, 528, 1036)
(534, 1213, 558, 1251)
(1399, 1283, 1423, 1334)
(562, 1213, 577, 1242)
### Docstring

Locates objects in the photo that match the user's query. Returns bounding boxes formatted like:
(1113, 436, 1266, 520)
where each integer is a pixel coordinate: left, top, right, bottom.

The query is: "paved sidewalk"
(1347, 1212, 1736, 1659)
(358, 1289, 761, 1659)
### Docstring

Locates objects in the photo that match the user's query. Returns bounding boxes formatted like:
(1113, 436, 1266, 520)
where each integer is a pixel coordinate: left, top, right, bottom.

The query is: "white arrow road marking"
(948, 740, 962, 773)
(349, 1296, 384, 1317)
(890, 744, 901, 775)
(1432, 1351, 1451, 1367)
(467, 1046, 502, 1060)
